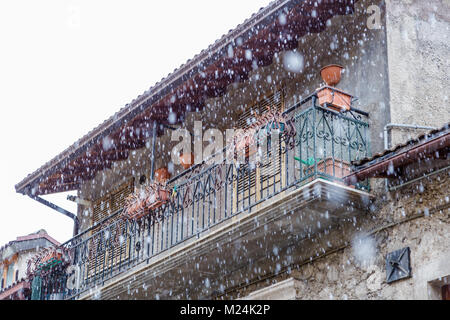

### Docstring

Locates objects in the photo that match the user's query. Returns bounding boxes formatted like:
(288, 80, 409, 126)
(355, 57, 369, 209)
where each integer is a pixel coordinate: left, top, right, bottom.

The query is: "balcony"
(36, 92, 371, 300)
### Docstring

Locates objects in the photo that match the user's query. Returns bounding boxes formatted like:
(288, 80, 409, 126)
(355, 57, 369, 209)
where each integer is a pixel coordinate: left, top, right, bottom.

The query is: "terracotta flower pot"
(320, 64, 344, 86)
(123, 184, 170, 220)
(303, 157, 353, 187)
(317, 65, 352, 112)
(146, 189, 170, 211)
(154, 167, 171, 184)
(180, 153, 194, 170)
(317, 87, 352, 112)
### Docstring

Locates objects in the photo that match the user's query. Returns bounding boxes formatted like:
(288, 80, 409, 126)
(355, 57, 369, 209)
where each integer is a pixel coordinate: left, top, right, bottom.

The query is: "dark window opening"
(442, 284, 450, 300)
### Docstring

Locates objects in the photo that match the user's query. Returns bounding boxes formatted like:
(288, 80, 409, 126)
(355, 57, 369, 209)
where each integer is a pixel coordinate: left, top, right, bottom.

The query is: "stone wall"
(232, 169, 450, 300)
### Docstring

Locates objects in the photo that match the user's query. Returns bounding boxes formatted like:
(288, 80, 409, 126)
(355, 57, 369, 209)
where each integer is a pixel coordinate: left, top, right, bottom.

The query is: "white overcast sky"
(0, 0, 273, 247)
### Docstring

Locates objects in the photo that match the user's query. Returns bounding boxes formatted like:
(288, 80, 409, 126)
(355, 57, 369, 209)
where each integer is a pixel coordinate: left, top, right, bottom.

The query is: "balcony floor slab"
(77, 179, 373, 300)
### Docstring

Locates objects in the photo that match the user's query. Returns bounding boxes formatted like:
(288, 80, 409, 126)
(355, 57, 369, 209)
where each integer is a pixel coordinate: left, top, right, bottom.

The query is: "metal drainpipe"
(28, 195, 79, 237)
(383, 123, 437, 150)
(150, 121, 157, 181)
(383, 123, 438, 191)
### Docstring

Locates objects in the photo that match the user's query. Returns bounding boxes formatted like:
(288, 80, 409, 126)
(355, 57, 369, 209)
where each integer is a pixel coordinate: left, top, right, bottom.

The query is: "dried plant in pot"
(232, 105, 288, 160)
(144, 183, 170, 211)
(155, 167, 171, 184)
(234, 129, 257, 159)
(123, 182, 170, 220)
(179, 153, 195, 170)
(123, 189, 147, 220)
(316, 64, 353, 112)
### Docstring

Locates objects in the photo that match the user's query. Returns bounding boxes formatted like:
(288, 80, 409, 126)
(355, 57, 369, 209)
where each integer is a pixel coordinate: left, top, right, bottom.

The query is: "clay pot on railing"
(317, 64, 352, 112)
(144, 184, 170, 211)
(123, 191, 146, 220)
(320, 64, 344, 87)
(122, 183, 170, 220)
(155, 167, 171, 184)
(179, 153, 194, 170)
(301, 157, 353, 187)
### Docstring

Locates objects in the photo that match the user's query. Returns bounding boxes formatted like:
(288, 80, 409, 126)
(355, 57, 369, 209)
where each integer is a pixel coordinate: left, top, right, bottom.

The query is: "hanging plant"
(27, 246, 68, 278)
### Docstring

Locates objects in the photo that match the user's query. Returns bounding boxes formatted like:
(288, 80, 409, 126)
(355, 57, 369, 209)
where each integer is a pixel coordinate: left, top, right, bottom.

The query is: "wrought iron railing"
(39, 93, 370, 299)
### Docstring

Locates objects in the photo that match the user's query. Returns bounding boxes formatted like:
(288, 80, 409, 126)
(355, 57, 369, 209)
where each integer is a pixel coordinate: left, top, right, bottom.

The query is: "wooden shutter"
(235, 90, 284, 208)
(237, 90, 284, 130)
(87, 179, 134, 278)
(92, 179, 134, 225)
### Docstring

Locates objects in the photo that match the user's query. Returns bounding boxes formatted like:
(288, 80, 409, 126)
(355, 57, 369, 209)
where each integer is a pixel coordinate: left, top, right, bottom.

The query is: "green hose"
(294, 156, 317, 166)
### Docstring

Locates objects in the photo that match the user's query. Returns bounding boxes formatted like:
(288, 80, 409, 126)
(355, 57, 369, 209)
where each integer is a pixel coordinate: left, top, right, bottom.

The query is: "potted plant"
(233, 105, 288, 160)
(179, 153, 194, 170)
(234, 129, 257, 158)
(316, 64, 353, 112)
(123, 182, 170, 220)
(296, 156, 352, 186)
(123, 189, 146, 220)
(144, 183, 170, 211)
(36, 248, 64, 271)
(155, 167, 171, 184)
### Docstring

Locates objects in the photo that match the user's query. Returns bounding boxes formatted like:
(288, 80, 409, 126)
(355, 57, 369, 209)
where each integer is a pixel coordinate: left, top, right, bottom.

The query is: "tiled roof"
(14, 0, 291, 194)
(15, 0, 361, 195)
(352, 122, 450, 169)
(0, 230, 60, 254)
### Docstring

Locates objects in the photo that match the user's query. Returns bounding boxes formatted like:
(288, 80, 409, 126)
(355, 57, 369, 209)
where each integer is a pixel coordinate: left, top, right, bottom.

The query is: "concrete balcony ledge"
(239, 277, 301, 300)
(78, 179, 372, 300)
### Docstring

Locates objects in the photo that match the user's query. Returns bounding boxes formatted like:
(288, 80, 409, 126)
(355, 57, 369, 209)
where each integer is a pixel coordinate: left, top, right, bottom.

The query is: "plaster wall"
(385, 0, 450, 146)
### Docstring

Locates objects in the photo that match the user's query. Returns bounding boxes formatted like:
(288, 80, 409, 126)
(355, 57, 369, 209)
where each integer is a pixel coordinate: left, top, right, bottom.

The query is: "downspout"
(383, 123, 437, 190)
(383, 123, 437, 150)
(150, 121, 157, 181)
(28, 195, 79, 237)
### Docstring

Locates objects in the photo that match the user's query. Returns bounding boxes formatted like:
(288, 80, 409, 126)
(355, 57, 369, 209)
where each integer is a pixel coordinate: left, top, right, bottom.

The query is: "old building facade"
(14, 0, 449, 300)
(0, 230, 60, 300)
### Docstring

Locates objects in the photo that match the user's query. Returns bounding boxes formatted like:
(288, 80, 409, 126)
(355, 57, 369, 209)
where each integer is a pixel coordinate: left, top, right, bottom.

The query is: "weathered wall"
(232, 169, 450, 300)
(385, 0, 450, 146)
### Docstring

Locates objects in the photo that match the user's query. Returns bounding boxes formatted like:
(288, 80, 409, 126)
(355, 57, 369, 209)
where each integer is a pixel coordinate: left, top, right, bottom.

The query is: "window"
(6, 263, 15, 287)
(442, 285, 450, 300)
(235, 90, 284, 209)
(15, 270, 19, 282)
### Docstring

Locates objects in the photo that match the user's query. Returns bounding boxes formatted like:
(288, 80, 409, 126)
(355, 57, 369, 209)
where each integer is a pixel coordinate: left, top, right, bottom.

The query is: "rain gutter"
(382, 123, 438, 190)
(343, 131, 450, 185)
(383, 123, 437, 150)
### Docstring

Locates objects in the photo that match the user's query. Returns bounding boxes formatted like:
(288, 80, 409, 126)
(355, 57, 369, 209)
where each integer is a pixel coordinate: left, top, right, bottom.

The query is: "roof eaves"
(15, 0, 292, 195)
